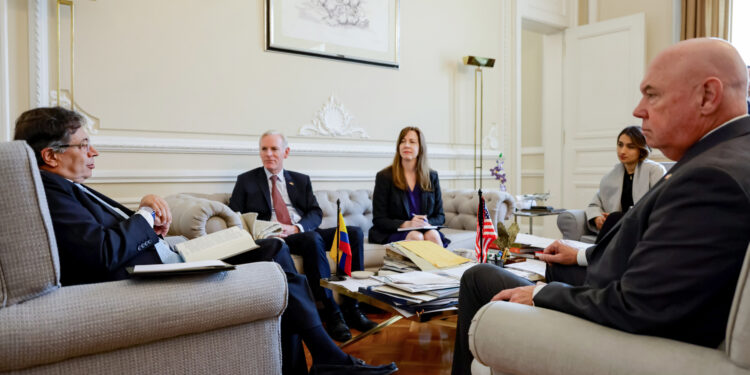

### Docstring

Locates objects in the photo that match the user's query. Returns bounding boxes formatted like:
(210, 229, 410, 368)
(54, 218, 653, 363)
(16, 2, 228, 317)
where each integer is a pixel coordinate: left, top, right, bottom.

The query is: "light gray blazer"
(585, 159, 666, 232)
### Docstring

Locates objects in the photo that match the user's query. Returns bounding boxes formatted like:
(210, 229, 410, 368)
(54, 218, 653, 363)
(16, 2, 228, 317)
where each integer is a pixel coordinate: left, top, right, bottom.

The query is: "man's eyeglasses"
(57, 140, 91, 153)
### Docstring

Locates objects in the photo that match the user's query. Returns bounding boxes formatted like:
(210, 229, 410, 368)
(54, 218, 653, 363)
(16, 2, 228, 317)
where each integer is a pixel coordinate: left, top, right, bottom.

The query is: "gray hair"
(259, 130, 288, 149)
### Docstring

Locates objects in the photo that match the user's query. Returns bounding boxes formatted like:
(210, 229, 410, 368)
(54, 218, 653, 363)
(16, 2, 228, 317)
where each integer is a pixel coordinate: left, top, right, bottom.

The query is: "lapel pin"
(664, 173, 672, 180)
(289, 182, 294, 186)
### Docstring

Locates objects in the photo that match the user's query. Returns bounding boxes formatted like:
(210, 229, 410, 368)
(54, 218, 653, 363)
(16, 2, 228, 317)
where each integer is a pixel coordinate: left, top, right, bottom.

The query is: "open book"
(175, 226, 260, 262)
(240, 212, 283, 239)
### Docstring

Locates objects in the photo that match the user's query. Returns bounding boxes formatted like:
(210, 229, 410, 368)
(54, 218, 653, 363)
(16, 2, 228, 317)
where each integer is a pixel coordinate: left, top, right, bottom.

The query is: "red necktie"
(270, 175, 292, 225)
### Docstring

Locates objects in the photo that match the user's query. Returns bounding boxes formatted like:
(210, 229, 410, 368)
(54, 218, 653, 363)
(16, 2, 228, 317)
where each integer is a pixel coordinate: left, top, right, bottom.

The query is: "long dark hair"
(391, 126, 432, 191)
(618, 125, 650, 162)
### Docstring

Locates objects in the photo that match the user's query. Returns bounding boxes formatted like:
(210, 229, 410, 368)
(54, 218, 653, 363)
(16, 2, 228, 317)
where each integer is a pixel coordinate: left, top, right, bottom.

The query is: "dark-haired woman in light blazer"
(369, 126, 449, 247)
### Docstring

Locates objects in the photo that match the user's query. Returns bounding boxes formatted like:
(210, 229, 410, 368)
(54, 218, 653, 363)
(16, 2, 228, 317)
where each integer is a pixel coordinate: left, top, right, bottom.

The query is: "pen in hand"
(411, 213, 428, 224)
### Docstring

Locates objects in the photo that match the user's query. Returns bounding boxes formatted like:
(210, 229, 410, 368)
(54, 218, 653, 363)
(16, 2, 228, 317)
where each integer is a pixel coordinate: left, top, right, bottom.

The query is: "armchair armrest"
(556, 209, 593, 242)
(0, 262, 287, 372)
(469, 301, 736, 375)
(166, 193, 242, 239)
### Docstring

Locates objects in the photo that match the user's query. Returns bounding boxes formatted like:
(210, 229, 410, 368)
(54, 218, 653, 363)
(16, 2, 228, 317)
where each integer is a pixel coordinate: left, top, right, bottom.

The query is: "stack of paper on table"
(386, 240, 470, 271)
(513, 233, 591, 252)
(504, 259, 547, 281)
(328, 260, 478, 316)
(381, 256, 420, 273)
(359, 270, 462, 313)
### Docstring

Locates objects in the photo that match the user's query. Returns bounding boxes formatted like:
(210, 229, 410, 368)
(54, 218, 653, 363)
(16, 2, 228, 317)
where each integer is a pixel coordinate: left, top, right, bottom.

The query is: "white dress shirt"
(263, 168, 305, 232)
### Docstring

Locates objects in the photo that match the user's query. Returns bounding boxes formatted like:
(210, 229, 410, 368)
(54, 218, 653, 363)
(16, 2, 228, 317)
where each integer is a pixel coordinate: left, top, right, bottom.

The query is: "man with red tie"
(229, 131, 376, 342)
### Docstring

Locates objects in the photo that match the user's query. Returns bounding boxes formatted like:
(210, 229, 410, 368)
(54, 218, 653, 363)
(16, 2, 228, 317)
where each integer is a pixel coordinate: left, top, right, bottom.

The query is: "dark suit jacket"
(369, 167, 445, 244)
(229, 167, 323, 231)
(40, 170, 162, 286)
(535, 115, 750, 347)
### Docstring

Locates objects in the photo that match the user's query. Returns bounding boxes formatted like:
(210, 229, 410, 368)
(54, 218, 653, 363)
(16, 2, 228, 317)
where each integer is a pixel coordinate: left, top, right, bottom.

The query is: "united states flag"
(475, 195, 498, 263)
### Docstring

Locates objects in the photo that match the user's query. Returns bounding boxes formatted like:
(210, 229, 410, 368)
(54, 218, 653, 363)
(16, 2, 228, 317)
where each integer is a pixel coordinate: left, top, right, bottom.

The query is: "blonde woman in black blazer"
(369, 126, 448, 247)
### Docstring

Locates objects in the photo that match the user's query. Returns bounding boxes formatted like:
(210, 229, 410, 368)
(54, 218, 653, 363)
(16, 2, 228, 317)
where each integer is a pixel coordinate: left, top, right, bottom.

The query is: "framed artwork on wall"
(266, 0, 400, 68)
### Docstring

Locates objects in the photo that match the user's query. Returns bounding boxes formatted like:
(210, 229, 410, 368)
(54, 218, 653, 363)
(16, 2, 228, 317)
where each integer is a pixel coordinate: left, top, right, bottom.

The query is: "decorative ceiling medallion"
(299, 94, 369, 138)
(49, 90, 100, 134)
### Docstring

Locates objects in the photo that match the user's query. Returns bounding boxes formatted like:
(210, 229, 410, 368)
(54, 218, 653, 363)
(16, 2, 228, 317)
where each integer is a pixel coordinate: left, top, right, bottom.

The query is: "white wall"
(595, 0, 677, 64)
(6, 0, 507, 207)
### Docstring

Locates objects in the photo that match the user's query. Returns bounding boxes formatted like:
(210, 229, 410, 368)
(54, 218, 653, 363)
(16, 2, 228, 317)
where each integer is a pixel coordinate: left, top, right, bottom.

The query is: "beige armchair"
(468, 243, 750, 375)
(0, 142, 287, 374)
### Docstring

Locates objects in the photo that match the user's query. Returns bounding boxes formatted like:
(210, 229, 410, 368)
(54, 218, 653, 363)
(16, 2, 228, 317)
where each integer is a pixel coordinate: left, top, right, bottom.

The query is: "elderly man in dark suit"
(229, 131, 376, 342)
(13, 107, 397, 375)
(453, 38, 750, 374)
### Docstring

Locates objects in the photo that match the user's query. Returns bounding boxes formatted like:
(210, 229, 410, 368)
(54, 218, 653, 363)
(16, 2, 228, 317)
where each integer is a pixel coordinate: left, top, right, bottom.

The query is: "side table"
(513, 209, 566, 234)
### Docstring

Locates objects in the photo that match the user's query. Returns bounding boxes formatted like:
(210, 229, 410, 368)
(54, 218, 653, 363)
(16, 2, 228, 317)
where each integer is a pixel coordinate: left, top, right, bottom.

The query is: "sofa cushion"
(315, 189, 373, 233)
(0, 142, 60, 309)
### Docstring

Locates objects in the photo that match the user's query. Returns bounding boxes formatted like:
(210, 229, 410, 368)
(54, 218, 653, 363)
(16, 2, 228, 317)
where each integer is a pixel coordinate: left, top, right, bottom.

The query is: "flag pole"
(329, 199, 345, 281)
(479, 189, 484, 263)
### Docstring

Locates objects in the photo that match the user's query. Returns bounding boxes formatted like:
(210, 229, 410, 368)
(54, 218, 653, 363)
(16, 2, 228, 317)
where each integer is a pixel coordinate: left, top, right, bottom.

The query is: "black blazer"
(40, 170, 162, 286)
(369, 167, 445, 244)
(535, 116, 750, 348)
(228, 167, 323, 232)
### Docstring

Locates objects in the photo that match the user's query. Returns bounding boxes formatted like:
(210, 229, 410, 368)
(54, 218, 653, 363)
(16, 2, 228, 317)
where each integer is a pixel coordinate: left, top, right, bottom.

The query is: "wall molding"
(28, 0, 49, 108)
(88, 168, 480, 185)
(521, 146, 544, 155)
(521, 169, 544, 177)
(0, 0, 10, 141)
(91, 134, 499, 160)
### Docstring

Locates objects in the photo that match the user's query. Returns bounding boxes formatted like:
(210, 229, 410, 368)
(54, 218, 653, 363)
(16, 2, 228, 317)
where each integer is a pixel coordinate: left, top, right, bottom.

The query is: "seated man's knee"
(405, 231, 424, 241)
(461, 263, 496, 285)
(299, 231, 326, 253)
(347, 226, 364, 241)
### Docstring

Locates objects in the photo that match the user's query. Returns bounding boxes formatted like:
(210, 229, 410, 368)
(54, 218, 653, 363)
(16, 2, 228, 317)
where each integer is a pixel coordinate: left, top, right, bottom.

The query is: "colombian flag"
(328, 212, 352, 276)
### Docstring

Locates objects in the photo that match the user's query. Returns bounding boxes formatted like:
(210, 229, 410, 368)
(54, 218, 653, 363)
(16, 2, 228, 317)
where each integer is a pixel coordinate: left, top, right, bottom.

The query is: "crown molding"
(90, 135, 499, 160)
(87, 168, 478, 184)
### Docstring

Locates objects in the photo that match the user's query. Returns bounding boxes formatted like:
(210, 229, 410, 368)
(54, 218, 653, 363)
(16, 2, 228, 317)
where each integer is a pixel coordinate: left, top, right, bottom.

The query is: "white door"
(560, 13, 646, 211)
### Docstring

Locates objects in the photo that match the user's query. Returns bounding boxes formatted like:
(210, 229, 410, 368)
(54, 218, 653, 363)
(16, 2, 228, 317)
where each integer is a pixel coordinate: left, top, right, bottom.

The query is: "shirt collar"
(700, 114, 749, 141)
(264, 168, 285, 183)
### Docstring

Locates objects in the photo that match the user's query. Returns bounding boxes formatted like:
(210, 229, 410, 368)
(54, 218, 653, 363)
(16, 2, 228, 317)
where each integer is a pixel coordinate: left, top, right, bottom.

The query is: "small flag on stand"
(475, 195, 498, 263)
(328, 212, 352, 276)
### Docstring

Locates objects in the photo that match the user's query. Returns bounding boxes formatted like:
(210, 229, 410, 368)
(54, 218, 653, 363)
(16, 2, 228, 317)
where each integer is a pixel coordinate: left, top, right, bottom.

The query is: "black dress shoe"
(309, 355, 398, 375)
(325, 311, 352, 342)
(343, 306, 378, 332)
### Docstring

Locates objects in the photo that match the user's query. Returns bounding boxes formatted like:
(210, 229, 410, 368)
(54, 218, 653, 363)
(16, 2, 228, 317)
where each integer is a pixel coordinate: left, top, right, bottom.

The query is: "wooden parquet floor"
(306, 313, 457, 374)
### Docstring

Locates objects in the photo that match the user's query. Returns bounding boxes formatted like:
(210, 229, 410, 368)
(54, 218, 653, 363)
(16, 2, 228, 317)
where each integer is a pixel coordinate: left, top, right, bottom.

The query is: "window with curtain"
(681, 0, 731, 40)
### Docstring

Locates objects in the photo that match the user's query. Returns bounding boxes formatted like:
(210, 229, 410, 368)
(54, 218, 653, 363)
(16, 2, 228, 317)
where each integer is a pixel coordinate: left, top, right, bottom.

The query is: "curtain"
(681, 0, 732, 40)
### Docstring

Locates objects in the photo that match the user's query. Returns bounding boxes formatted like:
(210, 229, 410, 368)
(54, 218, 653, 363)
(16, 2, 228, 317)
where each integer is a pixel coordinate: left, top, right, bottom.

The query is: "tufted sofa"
(0, 142, 287, 374)
(166, 189, 515, 270)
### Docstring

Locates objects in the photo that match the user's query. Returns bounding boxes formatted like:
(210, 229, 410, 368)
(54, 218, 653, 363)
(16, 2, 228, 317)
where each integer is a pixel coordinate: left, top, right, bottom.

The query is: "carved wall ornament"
(49, 90, 100, 134)
(299, 95, 369, 138)
(483, 123, 500, 149)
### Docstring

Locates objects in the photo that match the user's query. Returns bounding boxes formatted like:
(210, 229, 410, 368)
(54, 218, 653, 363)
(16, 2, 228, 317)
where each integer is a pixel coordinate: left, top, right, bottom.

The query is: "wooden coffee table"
(320, 278, 457, 348)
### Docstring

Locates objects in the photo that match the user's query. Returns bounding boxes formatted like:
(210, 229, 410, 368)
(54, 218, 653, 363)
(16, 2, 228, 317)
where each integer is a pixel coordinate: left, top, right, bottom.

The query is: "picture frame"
(266, 0, 400, 68)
